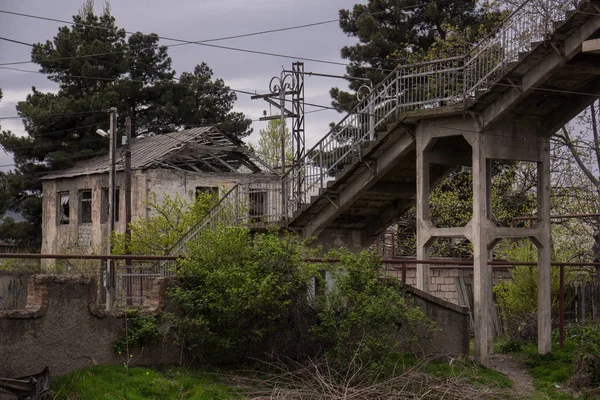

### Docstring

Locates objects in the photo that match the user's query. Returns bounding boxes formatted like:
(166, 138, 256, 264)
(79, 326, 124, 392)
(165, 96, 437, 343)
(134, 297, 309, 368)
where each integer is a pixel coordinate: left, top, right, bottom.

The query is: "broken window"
(80, 190, 92, 224)
(101, 188, 120, 223)
(249, 190, 267, 222)
(58, 192, 70, 225)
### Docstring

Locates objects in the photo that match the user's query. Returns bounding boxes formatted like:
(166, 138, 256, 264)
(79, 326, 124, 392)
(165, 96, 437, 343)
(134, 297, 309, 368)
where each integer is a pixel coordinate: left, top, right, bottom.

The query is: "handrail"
(167, 184, 239, 254)
(166, 0, 579, 259)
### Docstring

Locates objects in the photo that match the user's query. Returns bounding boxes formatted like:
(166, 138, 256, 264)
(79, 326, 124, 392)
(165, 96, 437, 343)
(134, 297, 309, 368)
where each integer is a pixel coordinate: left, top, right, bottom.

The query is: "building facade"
(40, 127, 277, 256)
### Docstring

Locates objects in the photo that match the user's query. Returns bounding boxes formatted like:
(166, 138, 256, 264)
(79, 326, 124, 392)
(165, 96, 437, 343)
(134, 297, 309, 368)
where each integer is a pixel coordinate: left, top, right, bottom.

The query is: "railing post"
(234, 185, 239, 225)
(369, 96, 375, 141)
(319, 145, 324, 191)
(559, 264, 565, 349)
(395, 69, 400, 119)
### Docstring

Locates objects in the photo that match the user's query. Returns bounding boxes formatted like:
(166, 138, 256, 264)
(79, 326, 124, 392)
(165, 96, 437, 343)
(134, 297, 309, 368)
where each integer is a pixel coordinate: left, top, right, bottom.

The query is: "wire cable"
(0, 1, 446, 71)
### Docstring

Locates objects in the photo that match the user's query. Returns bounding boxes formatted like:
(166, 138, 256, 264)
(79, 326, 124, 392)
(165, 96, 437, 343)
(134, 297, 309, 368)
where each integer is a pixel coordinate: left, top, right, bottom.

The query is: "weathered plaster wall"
(41, 168, 276, 258)
(0, 275, 178, 377)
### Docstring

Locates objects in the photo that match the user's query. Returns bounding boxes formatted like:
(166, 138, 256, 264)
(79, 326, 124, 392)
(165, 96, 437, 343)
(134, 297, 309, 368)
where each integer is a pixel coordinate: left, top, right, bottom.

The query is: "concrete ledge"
(401, 282, 470, 315)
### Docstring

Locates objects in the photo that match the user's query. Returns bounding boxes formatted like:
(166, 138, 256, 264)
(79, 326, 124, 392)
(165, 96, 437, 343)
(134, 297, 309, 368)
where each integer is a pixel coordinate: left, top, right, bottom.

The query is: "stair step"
(530, 40, 544, 51)
(565, 10, 576, 20)
(505, 61, 519, 72)
(475, 89, 489, 100)
(553, 20, 566, 30)
(518, 51, 530, 61)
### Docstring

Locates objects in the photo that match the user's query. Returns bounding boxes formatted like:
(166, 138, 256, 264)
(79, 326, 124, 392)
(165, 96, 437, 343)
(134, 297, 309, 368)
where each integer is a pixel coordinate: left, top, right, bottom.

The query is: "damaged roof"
(43, 126, 270, 180)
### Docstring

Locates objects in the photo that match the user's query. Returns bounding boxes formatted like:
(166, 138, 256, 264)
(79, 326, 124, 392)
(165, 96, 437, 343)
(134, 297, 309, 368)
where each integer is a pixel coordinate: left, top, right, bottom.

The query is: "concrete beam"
(483, 13, 600, 128)
(428, 227, 469, 238)
(302, 131, 415, 239)
(367, 181, 416, 197)
(582, 38, 600, 54)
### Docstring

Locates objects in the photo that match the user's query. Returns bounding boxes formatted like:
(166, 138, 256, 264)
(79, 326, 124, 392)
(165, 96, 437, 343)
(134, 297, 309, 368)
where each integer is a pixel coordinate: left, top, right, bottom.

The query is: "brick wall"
(385, 266, 513, 305)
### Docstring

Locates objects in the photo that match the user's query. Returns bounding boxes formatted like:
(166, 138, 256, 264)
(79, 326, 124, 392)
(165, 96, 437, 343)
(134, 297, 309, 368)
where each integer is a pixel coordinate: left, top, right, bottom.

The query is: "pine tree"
(0, 1, 252, 248)
(331, 0, 488, 112)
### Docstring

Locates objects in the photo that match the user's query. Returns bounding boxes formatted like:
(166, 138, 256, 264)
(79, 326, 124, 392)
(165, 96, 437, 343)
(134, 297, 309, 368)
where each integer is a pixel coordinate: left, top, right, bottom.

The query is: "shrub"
(567, 324, 600, 392)
(311, 249, 433, 368)
(113, 309, 160, 354)
(166, 226, 319, 362)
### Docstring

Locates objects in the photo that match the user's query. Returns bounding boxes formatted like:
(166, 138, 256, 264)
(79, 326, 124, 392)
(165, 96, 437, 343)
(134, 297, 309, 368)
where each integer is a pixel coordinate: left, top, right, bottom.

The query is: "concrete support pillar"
(536, 138, 552, 354)
(416, 135, 431, 292)
(472, 135, 493, 365)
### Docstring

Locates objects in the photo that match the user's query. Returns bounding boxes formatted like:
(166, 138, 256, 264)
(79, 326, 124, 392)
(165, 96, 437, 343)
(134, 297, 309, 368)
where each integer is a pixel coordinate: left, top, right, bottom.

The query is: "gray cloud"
(0, 0, 363, 171)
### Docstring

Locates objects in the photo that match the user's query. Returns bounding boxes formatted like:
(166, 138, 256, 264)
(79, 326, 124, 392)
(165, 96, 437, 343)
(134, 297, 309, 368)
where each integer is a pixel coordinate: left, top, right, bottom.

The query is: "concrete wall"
(401, 284, 470, 355)
(0, 274, 470, 377)
(41, 168, 274, 257)
(0, 275, 178, 377)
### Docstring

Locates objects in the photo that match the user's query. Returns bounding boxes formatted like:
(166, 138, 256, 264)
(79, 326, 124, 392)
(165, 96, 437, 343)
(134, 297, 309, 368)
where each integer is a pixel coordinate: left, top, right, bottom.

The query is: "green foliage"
(52, 365, 238, 400)
(496, 338, 523, 354)
(166, 226, 318, 361)
(113, 309, 160, 354)
(253, 119, 292, 168)
(0, 4, 251, 249)
(567, 324, 600, 391)
(112, 191, 216, 255)
(331, 0, 491, 112)
(395, 163, 536, 258)
(493, 233, 577, 340)
(311, 249, 433, 367)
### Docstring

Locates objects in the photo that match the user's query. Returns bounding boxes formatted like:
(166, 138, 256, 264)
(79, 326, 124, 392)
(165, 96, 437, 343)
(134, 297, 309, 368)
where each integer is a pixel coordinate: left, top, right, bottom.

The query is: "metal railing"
(168, 0, 579, 253)
(465, 0, 577, 94)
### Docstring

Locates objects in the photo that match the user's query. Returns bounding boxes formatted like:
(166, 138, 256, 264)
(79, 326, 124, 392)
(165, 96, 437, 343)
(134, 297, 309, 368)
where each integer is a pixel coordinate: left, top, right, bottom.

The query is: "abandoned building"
(40, 126, 278, 257)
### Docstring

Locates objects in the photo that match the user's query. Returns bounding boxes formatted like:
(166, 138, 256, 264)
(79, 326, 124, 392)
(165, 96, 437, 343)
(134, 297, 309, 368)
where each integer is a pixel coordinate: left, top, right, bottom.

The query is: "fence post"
(559, 265, 565, 349)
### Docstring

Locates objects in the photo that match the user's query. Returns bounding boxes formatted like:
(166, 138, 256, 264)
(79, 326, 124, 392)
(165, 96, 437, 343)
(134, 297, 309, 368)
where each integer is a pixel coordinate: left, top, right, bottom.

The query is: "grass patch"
(496, 339, 577, 400)
(52, 365, 238, 400)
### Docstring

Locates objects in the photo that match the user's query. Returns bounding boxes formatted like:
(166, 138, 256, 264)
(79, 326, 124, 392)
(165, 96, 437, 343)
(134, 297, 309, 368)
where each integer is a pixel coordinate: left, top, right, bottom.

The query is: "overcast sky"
(0, 0, 362, 171)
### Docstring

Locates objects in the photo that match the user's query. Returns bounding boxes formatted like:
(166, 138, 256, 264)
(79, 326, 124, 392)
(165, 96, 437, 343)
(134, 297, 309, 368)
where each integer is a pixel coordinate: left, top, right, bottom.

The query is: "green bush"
(166, 226, 319, 362)
(113, 309, 160, 354)
(310, 249, 432, 368)
(163, 225, 431, 368)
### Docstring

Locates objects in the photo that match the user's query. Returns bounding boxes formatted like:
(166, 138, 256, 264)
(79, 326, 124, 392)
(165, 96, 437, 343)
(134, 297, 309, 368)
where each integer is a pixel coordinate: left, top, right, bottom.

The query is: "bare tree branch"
(558, 126, 599, 188)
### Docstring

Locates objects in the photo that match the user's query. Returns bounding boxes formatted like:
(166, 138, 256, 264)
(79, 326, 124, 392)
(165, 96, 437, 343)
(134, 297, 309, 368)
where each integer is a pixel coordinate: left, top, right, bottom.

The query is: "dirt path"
(488, 353, 534, 398)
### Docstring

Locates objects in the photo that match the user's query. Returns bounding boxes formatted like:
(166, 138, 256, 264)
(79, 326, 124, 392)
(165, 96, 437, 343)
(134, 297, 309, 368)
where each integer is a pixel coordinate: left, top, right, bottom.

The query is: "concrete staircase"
(171, 0, 600, 254)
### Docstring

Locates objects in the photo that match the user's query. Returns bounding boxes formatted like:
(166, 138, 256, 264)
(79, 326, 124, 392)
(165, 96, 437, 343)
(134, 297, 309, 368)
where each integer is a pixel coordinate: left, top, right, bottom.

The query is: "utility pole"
(251, 67, 296, 224)
(106, 107, 117, 311)
(124, 117, 132, 255)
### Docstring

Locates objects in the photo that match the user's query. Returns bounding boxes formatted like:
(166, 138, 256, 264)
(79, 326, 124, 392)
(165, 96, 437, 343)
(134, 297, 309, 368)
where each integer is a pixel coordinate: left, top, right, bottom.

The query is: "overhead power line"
(0, 1, 445, 71)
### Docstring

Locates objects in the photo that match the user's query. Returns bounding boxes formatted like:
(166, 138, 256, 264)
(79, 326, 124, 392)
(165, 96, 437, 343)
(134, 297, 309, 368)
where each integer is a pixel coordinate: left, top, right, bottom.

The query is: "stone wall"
(385, 266, 512, 305)
(0, 275, 178, 377)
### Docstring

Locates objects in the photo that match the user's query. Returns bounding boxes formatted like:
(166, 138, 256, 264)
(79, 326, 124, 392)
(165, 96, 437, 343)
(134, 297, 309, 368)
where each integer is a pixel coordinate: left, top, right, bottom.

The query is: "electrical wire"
(0, 1, 447, 71)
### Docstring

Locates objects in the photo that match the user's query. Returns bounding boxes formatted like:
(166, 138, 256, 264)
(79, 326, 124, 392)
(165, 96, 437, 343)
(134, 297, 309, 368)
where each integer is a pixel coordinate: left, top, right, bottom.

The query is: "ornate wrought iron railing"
(165, 0, 579, 258)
